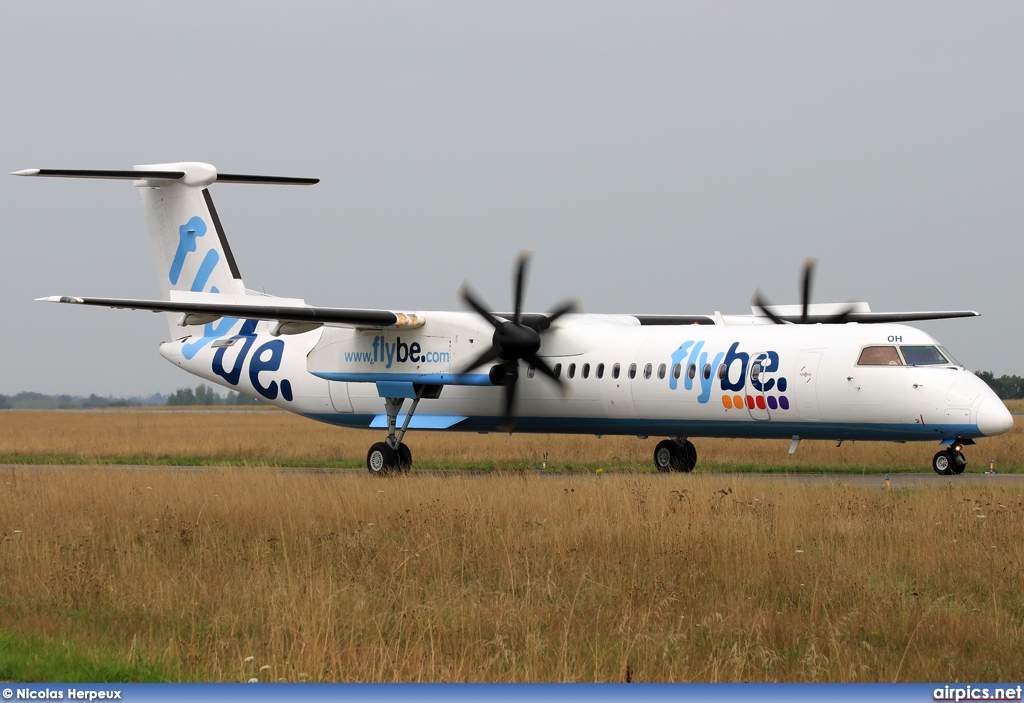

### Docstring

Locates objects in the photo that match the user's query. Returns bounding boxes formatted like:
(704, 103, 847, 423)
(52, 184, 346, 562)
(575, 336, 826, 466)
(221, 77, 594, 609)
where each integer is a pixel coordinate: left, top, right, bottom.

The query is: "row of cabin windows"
(527, 361, 730, 382)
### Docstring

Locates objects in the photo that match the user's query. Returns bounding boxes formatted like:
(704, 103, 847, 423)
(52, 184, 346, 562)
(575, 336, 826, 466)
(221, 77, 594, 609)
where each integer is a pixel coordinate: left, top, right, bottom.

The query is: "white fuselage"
(159, 313, 1012, 443)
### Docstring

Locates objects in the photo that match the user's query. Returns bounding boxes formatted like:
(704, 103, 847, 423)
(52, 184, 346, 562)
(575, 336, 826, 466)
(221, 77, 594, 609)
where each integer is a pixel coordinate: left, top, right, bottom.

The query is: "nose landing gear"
(932, 445, 967, 476)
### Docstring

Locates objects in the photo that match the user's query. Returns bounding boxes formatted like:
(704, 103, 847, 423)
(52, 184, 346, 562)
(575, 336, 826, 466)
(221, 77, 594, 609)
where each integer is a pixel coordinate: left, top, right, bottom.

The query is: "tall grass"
(1, 468, 1022, 681)
(0, 410, 1020, 471)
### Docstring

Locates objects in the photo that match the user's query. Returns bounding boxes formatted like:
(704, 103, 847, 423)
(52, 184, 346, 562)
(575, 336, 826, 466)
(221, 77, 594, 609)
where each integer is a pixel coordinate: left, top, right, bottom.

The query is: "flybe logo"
(211, 320, 293, 402)
(169, 215, 292, 402)
(343, 336, 451, 369)
(669, 340, 790, 411)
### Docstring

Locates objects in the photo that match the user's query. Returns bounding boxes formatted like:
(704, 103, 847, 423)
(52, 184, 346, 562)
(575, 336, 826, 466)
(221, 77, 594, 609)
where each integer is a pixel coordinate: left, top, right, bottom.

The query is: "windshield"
(900, 345, 950, 366)
(858, 346, 902, 366)
(939, 347, 962, 367)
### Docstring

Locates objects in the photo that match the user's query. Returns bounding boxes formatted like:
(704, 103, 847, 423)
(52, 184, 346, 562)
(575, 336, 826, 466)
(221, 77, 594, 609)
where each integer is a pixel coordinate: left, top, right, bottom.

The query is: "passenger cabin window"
(642, 363, 651, 379)
(718, 363, 727, 380)
(658, 363, 666, 380)
(612, 363, 620, 379)
(567, 363, 576, 379)
(750, 362, 761, 382)
(596, 363, 605, 379)
(900, 345, 950, 366)
(553, 363, 562, 379)
(628, 363, 637, 379)
(673, 363, 681, 380)
(582, 363, 590, 379)
(702, 363, 711, 380)
(687, 364, 696, 380)
(858, 346, 903, 366)
(527, 364, 536, 379)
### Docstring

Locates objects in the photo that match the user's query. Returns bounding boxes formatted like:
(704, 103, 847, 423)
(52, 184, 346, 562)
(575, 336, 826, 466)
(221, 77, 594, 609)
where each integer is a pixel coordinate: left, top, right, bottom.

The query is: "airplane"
(13, 162, 1015, 476)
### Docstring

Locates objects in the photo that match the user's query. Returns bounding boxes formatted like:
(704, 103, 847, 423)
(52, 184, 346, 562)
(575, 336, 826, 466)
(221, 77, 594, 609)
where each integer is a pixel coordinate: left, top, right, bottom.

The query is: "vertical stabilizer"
(136, 162, 246, 305)
(12, 162, 318, 339)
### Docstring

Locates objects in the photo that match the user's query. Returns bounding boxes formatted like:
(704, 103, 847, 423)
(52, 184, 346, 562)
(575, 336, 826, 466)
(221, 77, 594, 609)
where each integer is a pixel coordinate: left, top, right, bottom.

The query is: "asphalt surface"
(1, 464, 1021, 488)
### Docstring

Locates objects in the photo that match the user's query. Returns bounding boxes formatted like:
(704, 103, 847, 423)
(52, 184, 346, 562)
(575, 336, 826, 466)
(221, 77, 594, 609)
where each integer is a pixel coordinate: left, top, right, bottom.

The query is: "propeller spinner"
(460, 253, 578, 425)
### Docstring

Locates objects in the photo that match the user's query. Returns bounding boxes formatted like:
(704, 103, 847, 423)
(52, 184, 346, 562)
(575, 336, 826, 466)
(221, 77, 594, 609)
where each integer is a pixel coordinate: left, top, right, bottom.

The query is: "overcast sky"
(1, 2, 1021, 396)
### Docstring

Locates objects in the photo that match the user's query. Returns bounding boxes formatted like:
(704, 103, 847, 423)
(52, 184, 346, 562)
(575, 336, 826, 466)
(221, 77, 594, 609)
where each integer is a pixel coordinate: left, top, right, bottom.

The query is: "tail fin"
(136, 162, 247, 301)
(13, 162, 317, 337)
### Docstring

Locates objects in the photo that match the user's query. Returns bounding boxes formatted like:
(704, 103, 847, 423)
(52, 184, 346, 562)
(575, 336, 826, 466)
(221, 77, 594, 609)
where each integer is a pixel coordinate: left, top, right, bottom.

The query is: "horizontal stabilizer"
(37, 295, 421, 330)
(12, 168, 185, 180)
(12, 166, 318, 186)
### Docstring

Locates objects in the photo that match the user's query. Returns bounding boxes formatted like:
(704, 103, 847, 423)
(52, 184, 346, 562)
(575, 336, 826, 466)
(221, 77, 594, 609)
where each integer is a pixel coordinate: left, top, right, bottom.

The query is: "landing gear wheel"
(951, 450, 966, 475)
(932, 449, 957, 476)
(678, 440, 697, 473)
(396, 443, 412, 473)
(654, 440, 698, 473)
(654, 441, 677, 473)
(367, 442, 398, 476)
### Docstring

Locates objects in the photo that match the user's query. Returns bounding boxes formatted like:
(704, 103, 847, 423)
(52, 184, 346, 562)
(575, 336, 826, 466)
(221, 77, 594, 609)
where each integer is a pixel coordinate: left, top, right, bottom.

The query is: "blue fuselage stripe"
(300, 413, 979, 442)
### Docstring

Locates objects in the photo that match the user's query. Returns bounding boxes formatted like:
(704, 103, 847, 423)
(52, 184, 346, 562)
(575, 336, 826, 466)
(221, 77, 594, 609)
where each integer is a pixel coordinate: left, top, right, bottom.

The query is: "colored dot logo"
(722, 394, 789, 410)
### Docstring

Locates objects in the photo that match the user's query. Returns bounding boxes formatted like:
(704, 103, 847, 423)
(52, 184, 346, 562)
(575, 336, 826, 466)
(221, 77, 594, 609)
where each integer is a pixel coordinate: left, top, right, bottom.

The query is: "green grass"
(0, 629, 174, 683)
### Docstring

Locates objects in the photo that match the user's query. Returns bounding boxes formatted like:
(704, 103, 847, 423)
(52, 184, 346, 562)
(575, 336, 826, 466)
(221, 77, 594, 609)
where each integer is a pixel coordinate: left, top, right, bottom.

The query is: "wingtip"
(36, 295, 82, 303)
(12, 169, 40, 176)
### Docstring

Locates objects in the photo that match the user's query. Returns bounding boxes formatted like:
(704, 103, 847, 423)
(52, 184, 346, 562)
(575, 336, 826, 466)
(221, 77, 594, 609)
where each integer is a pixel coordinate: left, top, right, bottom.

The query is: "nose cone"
(977, 396, 1014, 436)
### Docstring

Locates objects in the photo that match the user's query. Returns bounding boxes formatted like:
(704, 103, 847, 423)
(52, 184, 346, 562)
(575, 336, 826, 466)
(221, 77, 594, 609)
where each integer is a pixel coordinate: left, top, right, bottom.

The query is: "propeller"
(752, 258, 858, 324)
(460, 252, 578, 426)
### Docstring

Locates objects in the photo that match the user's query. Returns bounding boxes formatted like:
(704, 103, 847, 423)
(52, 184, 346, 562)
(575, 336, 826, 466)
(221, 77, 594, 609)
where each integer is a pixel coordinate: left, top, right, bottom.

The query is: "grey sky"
(2, 2, 1021, 396)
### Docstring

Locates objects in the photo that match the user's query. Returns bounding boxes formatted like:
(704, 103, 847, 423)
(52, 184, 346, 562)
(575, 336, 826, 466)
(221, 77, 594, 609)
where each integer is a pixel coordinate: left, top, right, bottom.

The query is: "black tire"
(679, 440, 698, 473)
(396, 443, 412, 472)
(367, 442, 397, 475)
(654, 440, 697, 473)
(951, 450, 967, 475)
(654, 440, 678, 472)
(932, 450, 956, 476)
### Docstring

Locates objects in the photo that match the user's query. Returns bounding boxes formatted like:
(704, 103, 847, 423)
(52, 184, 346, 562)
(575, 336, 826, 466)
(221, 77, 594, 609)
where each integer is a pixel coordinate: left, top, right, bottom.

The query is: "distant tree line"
(166, 384, 265, 407)
(0, 391, 165, 410)
(976, 372, 1024, 400)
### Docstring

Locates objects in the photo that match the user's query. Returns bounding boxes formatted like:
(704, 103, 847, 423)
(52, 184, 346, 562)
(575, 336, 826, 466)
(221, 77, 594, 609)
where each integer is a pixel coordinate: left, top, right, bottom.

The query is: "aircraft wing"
(36, 295, 421, 330)
(748, 309, 981, 324)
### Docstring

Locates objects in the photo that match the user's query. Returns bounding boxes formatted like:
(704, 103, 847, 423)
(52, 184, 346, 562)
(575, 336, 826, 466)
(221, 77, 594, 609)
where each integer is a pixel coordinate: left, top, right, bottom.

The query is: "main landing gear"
(654, 438, 697, 473)
(366, 386, 439, 475)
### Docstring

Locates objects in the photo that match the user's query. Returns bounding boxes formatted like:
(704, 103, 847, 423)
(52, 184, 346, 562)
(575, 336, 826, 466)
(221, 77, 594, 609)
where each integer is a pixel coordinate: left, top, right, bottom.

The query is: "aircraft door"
(328, 381, 353, 413)
(599, 337, 639, 419)
(794, 351, 822, 421)
(745, 352, 771, 421)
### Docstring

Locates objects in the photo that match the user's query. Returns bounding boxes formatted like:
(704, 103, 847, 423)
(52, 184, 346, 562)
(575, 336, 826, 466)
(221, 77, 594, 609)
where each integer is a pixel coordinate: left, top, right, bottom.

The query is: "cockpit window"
(858, 346, 903, 366)
(900, 345, 950, 366)
(939, 347, 962, 367)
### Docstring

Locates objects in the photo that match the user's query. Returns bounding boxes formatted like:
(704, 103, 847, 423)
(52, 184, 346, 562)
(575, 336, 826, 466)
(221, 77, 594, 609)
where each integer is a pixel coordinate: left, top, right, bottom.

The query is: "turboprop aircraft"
(14, 162, 1015, 475)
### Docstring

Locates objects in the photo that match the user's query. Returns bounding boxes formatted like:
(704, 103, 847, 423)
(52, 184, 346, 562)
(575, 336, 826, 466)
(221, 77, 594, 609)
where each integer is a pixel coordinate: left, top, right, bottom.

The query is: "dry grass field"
(1, 467, 1023, 682)
(1, 408, 1021, 681)
(0, 408, 1021, 472)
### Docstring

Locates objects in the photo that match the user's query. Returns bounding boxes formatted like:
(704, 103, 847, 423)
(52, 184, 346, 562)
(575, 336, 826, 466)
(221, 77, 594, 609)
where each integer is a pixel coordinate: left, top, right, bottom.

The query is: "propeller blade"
(752, 291, 790, 325)
(534, 298, 581, 331)
(513, 252, 531, 325)
(461, 344, 503, 373)
(800, 258, 817, 324)
(527, 354, 566, 395)
(460, 283, 503, 329)
(819, 303, 859, 324)
(497, 360, 520, 430)
(503, 380, 517, 422)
